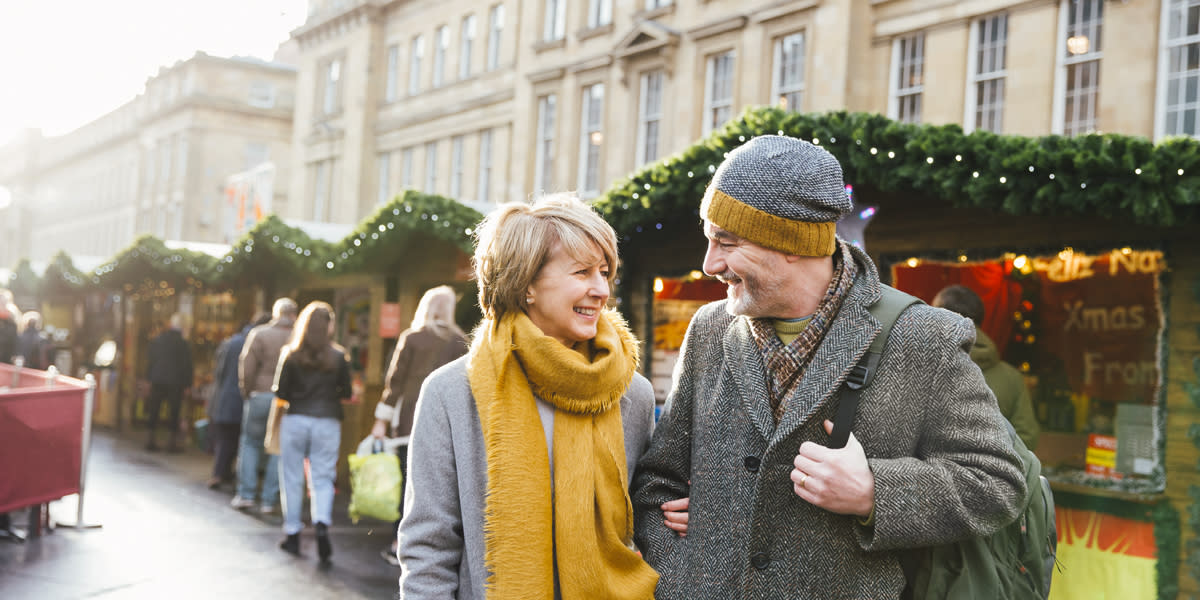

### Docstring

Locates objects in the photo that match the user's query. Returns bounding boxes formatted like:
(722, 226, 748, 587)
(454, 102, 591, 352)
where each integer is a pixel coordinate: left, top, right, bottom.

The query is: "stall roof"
(164, 240, 231, 259)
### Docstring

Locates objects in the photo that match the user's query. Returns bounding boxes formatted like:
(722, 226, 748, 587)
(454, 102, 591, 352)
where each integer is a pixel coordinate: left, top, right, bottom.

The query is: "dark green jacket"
(970, 328, 1040, 450)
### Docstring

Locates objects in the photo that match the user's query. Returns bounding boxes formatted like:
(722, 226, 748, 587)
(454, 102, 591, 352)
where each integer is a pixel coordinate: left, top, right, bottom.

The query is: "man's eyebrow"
(707, 227, 738, 241)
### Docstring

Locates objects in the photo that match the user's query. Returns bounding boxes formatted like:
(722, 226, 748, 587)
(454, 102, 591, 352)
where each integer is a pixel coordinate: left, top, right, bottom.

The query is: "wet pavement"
(0, 427, 402, 599)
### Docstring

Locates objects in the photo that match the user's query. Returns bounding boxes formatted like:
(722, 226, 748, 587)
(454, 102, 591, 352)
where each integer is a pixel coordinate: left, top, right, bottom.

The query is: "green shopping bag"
(347, 445, 402, 523)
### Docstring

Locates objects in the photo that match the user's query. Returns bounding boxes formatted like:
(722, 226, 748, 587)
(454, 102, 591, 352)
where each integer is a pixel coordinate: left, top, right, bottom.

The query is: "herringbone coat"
(632, 244, 1026, 600)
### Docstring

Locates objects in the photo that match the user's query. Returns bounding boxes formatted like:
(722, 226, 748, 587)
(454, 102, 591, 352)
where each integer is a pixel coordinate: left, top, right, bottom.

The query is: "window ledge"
(637, 5, 677, 20)
(577, 23, 614, 42)
(533, 37, 567, 53)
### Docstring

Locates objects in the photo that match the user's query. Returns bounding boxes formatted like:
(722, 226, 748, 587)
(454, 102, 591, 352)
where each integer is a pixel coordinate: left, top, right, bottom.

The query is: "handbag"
(263, 396, 289, 455)
(347, 438, 403, 523)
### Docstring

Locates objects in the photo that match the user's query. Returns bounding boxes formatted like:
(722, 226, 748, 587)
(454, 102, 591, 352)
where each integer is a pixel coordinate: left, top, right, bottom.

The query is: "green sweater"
(971, 327, 1040, 450)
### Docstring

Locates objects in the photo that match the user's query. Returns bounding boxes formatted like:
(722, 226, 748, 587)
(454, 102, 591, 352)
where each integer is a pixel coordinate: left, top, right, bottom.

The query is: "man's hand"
(661, 497, 689, 536)
(370, 419, 388, 439)
(790, 420, 875, 518)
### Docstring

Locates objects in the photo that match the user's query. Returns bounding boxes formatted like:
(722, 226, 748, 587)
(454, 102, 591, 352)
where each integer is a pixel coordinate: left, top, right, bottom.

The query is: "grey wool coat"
(631, 244, 1027, 600)
(398, 355, 656, 599)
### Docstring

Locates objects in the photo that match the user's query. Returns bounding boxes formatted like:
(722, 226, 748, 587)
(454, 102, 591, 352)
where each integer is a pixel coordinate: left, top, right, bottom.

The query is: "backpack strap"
(828, 285, 921, 449)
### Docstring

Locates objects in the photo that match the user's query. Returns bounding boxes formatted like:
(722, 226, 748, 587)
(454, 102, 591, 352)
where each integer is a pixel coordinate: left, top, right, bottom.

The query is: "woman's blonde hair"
(285, 301, 344, 371)
(411, 285, 464, 338)
(472, 194, 619, 319)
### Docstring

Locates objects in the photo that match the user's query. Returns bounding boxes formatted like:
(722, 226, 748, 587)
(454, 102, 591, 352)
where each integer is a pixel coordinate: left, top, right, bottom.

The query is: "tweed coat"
(631, 244, 1026, 600)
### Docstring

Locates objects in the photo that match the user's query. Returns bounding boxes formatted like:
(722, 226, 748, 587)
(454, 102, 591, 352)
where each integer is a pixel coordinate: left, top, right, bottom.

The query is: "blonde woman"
(372, 285, 469, 565)
(273, 301, 351, 563)
(399, 195, 658, 599)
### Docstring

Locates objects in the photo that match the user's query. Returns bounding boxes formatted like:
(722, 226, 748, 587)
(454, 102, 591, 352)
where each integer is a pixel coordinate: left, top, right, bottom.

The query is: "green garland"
(328, 190, 483, 274)
(41, 252, 91, 297)
(594, 107, 1200, 239)
(209, 215, 332, 286)
(7, 259, 41, 301)
(93, 235, 218, 291)
(1186, 272, 1200, 587)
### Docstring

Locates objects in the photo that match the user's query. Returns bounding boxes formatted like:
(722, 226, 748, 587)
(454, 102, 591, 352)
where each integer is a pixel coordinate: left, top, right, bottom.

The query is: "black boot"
(279, 533, 300, 556)
(316, 522, 332, 563)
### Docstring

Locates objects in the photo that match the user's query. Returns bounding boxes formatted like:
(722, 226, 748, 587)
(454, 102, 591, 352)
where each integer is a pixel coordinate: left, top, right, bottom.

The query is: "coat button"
(750, 552, 771, 569)
(743, 456, 760, 473)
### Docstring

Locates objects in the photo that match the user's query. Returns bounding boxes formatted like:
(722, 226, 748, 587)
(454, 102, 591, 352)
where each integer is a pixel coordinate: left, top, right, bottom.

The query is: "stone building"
(0, 52, 297, 266)
(285, 0, 1177, 224)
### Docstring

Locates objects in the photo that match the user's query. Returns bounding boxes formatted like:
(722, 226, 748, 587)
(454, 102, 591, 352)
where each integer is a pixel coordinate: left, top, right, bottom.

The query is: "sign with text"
(379, 302, 402, 338)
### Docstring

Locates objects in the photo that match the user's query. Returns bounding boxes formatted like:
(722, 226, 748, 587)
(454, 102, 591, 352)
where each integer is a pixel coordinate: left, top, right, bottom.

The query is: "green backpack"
(831, 286, 1058, 600)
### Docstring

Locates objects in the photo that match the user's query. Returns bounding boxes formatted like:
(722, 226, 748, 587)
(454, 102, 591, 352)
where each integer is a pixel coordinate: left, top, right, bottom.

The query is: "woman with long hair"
(399, 194, 659, 599)
(273, 301, 351, 563)
(372, 285, 469, 565)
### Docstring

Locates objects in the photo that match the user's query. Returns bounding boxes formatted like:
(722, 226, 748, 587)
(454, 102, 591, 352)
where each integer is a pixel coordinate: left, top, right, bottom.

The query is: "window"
(377, 152, 391, 205)
(1163, 0, 1200, 137)
(478, 129, 493, 203)
(451, 135, 465, 198)
(424, 141, 438, 193)
(1056, 0, 1104, 135)
(646, 0, 673, 8)
(385, 44, 400, 102)
(460, 15, 476, 80)
(434, 26, 449, 87)
(966, 15, 1008, 133)
(703, 51, 735, 135)
(534, 95, 557, 193)
(409, 35, 424, 95)
(487, 4, 504, 71)
(401, 147, 415, 189)
(578, 83, 605, 197)
(543, 0, 566, 41)
(772, 33, 806, 112)
(890, 33, 925, 124)
(321, 58, 342, 115)
(588, 0, 612, 29)
(637, 70, 664, 165)
(249, 80, 276, 108)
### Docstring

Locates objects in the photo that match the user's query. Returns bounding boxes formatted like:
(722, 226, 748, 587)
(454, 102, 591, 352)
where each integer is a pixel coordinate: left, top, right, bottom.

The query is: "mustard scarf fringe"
(467, 309, 659, 600)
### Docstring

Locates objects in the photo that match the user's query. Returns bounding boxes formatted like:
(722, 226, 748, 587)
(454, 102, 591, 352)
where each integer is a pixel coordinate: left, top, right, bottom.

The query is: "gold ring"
(799, 473, 808, 489)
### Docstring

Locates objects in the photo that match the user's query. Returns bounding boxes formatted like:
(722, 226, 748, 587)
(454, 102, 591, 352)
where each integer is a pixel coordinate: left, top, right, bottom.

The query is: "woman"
(399, 195, 659, 599)
(371, 285, 469, 566)
(273, 301, 351, 563)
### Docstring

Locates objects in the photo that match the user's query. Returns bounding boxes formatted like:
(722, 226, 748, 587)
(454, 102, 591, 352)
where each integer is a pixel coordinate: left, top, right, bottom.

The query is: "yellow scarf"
(467, 309, 659, 600)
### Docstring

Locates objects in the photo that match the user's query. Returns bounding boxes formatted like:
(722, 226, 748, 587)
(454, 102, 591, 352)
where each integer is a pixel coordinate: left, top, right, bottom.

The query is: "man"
(18, 311, 51, 370)
(0, 289, 18, 365)
(632, 135, 1026, 599)
(207, 312, 271, 489)
(933, 284, 1040, 450)
(232, 298, 297, 514)
(144, 313, 194, 452)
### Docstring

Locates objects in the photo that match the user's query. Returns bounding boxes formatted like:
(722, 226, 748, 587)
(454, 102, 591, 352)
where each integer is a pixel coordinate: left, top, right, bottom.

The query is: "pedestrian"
(233, 297, 297, 514)
(933, 284, 1040, 450)
(399, 195, 659, 598)
(17, 311, 51, 371)
(274, 301, 351, 564)
(631, 135, 1026, 599)
(207, 312, 271, 490)
(371, 285, 469, 567)
(0, 289, 19, 365)
(144, 313, 194, 453)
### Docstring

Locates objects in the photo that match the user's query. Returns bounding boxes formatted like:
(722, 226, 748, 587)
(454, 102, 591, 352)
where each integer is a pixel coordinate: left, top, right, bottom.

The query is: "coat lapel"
(723, 317, 775, 442)
(770, 282, 881, 447)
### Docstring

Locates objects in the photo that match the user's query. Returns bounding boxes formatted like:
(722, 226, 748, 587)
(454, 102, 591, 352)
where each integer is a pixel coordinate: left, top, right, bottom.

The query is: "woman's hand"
(370, 419, 388, 439)
(661, 497, 689, 536)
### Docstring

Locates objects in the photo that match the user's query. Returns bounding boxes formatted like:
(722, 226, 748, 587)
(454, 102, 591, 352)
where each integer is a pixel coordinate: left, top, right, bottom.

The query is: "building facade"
(285, 0, 1178, 225)
(0, 52, 297, 267)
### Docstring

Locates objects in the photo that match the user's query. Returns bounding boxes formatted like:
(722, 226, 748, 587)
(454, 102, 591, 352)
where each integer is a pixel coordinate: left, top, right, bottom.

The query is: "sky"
(0, 0, 308, 145)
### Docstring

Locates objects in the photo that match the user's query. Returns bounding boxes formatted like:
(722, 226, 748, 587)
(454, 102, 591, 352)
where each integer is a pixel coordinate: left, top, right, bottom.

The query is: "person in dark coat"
(17, 311, 51, 370)
(144, 313, 194, 452)
(207, 313, 270, 489)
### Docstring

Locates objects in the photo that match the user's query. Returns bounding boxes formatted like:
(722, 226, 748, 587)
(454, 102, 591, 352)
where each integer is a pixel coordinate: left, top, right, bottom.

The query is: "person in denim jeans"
(273, 301, 351, 563)
(232, 297, 297, 513)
